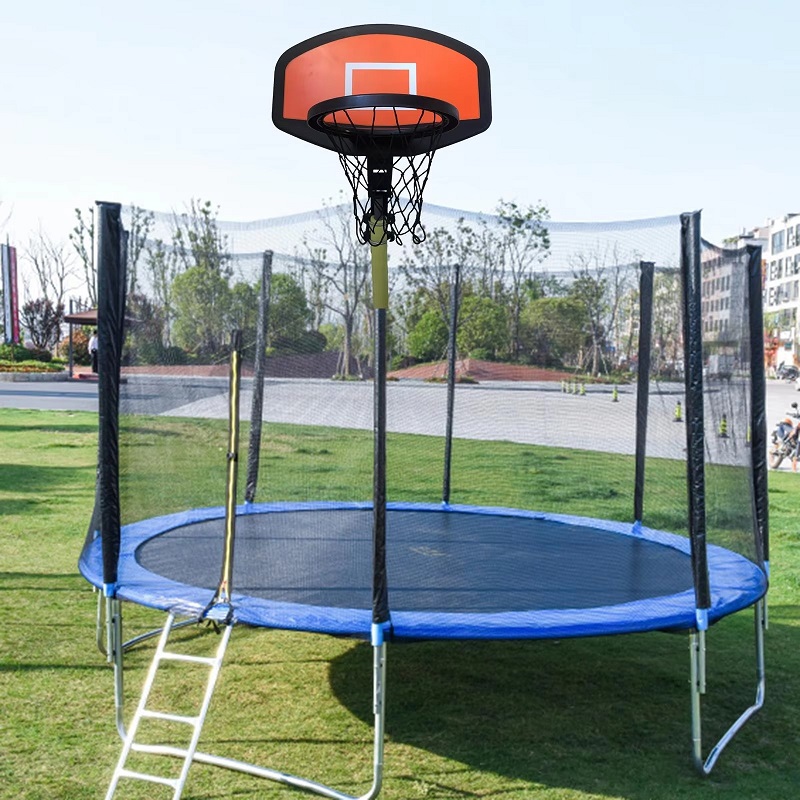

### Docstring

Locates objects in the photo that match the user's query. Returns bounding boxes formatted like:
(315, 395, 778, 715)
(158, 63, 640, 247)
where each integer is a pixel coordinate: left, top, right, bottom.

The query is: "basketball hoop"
(307, 94, 459, 245)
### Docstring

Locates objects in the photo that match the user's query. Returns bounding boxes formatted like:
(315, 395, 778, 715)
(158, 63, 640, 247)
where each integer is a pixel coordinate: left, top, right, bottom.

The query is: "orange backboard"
(273, 24, 491, 152)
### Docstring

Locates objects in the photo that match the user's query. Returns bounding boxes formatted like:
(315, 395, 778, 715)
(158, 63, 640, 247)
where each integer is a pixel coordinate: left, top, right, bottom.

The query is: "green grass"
(1, 408, 799, 799)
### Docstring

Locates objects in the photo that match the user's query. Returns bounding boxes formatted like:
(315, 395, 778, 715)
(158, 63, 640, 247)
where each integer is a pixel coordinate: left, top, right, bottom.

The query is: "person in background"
(89, 329, 98, 373)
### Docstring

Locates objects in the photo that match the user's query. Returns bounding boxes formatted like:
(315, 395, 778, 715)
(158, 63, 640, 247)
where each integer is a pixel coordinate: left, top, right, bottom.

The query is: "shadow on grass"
(0, 422, 98, 435)
(0, 572, 88, 591)
(0, 463, 95, 500)
(0, 662, 106, 673)
(328, 607, 800, 800)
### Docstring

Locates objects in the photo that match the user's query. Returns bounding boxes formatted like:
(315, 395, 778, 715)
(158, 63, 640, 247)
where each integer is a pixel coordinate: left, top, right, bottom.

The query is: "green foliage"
(407, 307, 449, 362)
(269, 272, 312, 345)
(0, 343, 34, 361)
(459, 295, 509, 358)
(319, 322, 345, 352)
(171, 265, 233, 358)
(521, 296, 588, 367)
(124, 293, 165, 365)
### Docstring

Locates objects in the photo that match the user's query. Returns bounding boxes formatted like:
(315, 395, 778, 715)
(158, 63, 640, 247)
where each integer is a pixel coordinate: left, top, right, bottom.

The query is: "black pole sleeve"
(747, 244, 769, 565)
(373, 307, 389, 624)
(633, 261, 655, 523)
(96, 202, 126, 589)
(245, 250, 273, 504)
(442, 262, 461, 504)
(680, 211, 710, 610)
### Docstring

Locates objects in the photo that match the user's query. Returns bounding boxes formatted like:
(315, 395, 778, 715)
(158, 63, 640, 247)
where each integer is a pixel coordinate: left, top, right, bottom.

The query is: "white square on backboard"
(344, 63, 418, 95)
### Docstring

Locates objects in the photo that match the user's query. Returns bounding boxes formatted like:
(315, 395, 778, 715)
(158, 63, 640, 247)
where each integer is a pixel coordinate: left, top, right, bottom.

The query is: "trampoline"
(79, 502, 766, 641)
(86, 42, 770, 792)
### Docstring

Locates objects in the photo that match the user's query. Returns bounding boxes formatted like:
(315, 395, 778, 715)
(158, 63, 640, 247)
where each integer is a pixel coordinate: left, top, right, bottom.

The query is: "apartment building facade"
(762, 214, 800, 367)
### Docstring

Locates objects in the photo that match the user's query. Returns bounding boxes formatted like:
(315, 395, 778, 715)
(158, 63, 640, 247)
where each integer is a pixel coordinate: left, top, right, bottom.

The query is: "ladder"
(105, 612, 233, 800)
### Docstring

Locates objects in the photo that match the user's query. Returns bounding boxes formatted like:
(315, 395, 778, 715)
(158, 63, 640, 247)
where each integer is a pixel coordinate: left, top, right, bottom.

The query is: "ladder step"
(118, 768, 178, 789)
(161, 651, 219, 666)
(140, 709, 198, 726)
(131, 742, 191, 759)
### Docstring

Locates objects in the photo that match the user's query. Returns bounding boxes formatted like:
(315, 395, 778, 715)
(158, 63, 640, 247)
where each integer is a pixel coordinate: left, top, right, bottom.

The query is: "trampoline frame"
(88, 199, 770, 798)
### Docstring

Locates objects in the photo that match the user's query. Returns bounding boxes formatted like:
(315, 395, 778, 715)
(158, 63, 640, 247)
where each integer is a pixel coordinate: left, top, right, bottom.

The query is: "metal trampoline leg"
(690, 600, 766, 774)
(189, 640, 388, 800)
(106, 597, 126, 740)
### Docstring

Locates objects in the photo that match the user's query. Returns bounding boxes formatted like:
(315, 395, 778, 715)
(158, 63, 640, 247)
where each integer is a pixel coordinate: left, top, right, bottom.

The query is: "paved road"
(4, 373, 798, 468)
(0, 379, 99, 412)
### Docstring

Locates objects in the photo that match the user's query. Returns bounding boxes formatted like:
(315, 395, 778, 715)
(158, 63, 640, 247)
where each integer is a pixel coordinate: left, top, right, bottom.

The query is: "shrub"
(0, 343, 31, 362)
(468, 348, 494, 362)
(57, 329, 92, 366)
(26, 347, 52, 362)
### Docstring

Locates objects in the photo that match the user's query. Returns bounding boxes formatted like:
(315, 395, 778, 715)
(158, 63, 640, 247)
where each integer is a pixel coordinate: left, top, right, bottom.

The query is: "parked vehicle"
(777, 363, 799, 381)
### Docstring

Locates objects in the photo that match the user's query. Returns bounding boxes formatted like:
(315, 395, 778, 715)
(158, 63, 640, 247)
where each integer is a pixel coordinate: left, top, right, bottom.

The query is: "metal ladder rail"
(105, 612, 233, 800)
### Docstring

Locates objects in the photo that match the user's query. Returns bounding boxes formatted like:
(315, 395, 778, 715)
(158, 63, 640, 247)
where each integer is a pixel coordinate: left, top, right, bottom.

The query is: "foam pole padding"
(370, 219, 389, 309)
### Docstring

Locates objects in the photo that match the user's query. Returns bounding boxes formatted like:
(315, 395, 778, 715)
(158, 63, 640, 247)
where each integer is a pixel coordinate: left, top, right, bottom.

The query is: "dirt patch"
(388, 358, 574, 383)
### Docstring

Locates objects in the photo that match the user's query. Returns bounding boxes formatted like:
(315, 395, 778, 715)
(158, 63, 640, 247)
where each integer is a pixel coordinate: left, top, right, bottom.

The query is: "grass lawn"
(1, 407, 798, 799)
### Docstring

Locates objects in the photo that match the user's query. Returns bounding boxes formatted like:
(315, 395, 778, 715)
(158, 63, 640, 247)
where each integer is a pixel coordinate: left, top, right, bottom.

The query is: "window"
(772, 229, 785, 254)
(789, 227, 797, 249)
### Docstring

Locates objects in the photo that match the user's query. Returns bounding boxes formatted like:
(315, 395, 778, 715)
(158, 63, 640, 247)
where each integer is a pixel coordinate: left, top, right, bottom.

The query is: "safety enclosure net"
(79, 202, 767, 639)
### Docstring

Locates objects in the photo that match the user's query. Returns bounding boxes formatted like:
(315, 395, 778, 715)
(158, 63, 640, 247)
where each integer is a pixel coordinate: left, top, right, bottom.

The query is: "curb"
(0, 371, 72, 383)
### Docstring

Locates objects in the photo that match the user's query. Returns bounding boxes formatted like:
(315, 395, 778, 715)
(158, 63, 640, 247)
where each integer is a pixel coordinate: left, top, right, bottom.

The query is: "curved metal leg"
(108, 604, 387, 800)
(690, 600, 766, 774)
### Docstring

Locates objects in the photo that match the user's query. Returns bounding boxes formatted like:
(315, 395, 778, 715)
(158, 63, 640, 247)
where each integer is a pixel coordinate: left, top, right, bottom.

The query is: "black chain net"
(319, 105, 448, 246)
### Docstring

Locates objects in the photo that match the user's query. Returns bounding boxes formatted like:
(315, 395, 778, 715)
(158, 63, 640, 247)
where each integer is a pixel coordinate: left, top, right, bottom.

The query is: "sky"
(3, 0, 799, 273)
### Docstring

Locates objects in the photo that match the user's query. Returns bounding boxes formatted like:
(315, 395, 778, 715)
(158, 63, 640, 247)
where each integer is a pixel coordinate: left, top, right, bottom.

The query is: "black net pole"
(680, 211, 711, 612)
(442, 262, 461, 505)
(245, 250, 273, 504)
(747, 244, 769, 566)
(633, 261, 655, 523)
(368, 156, 391, 627)
(96, 201, 126, 590)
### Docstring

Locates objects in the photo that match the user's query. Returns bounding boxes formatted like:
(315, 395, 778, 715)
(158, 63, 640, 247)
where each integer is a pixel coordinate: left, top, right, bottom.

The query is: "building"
(761, 214, 800, 367)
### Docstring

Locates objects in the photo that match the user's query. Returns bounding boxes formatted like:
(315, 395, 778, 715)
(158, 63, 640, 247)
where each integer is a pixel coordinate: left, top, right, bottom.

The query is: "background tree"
(267, 272, 313, 352)
(494, 199, 551, 359)
(172, 199, 231, 277)
(568, 270, 609, 375)
(69, 207, 95, 306)
(22, 229, 74, 308)
(406, 306, 449, 362)
(20, 298, 63, 351)
(651, 267, 683, 376)
(144, 238, 181, 346)
(399, 219, 480, 327)
(304, 201, 370, 377)
(171, 265, 233, 358)
(124, 293, 166, 364)
(126, 205, 155, 295)
(458, 294, 509, 359)
(520, 296, 588, 367)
